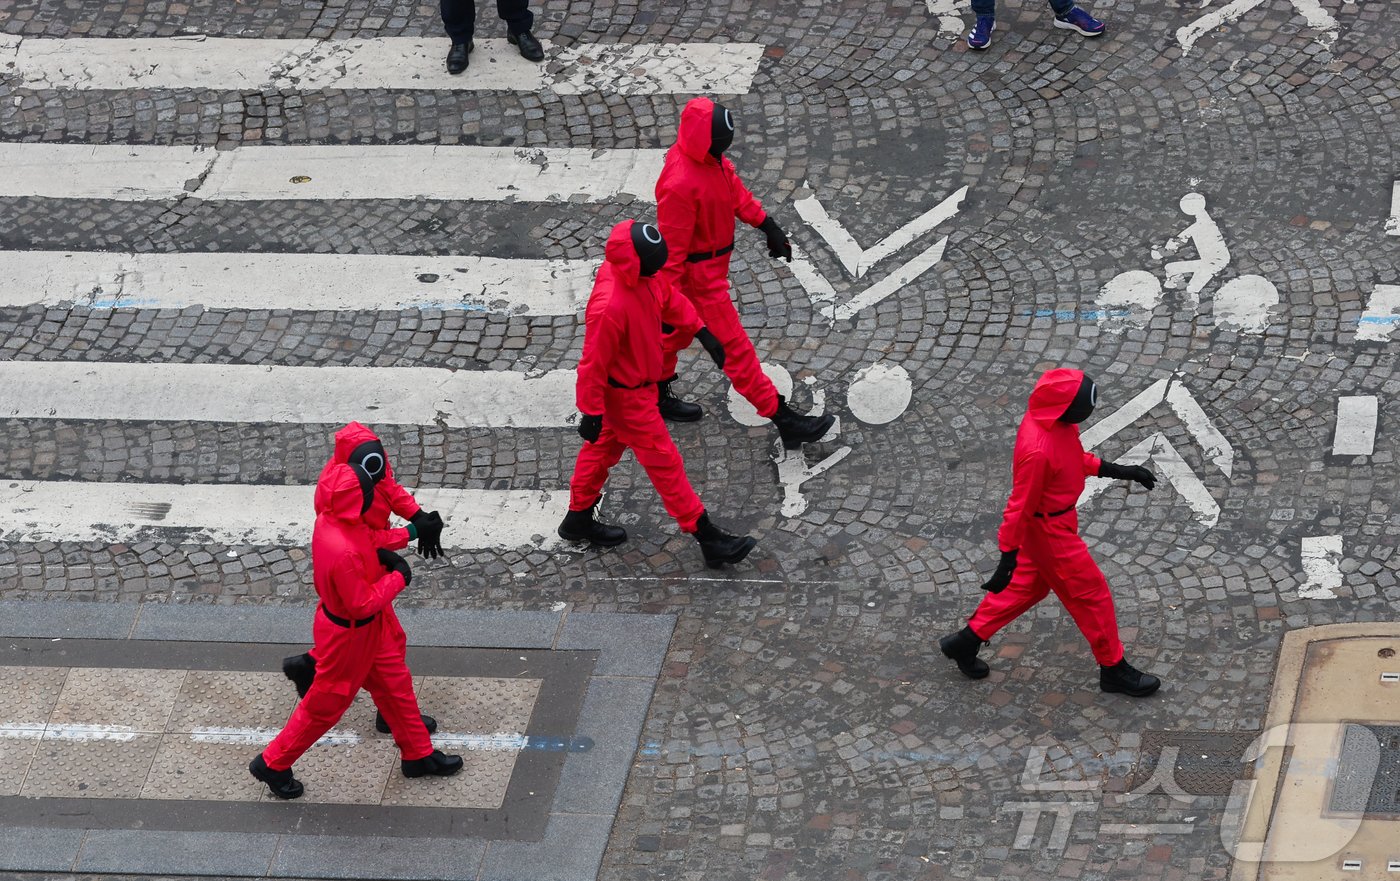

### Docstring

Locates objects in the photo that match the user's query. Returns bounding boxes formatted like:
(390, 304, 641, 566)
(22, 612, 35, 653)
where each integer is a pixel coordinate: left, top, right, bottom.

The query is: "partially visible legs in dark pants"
(441, 0, 534, 40)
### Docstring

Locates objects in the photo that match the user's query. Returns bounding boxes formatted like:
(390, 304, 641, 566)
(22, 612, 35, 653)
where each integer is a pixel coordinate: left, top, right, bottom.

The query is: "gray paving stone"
(396, 608, 562, 649)
(555, 611, 675, 677)
(552, 676, 656, 817)
(478, 813, 614, 881)
(0, 600, 140, 639)
(74, 830, 279, 875)
(0, 826, 84, 872)
(268, 834, 487, 880)
(132, 602, 315, 643)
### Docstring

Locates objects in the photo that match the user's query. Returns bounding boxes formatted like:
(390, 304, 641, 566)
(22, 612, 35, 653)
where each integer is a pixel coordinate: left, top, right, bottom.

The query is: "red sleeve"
(380, 478, 421, 522)
(996, 449, 1049, 553)
(725, 158, 767, 228)
(659, 279, 701, 352)
(576, 310, 620, 416)
(1084, 452, 1103, 476)
(656, 182, 695, 291)
(329, 549, 406, 619)
(365, 525, 411, 551)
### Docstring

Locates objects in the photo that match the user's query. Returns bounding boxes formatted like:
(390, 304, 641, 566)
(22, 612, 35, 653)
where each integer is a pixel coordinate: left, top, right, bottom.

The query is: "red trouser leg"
(663, 260, 779, 418)
(610, 387, 705, 532)
(567, 419, 628, 512)
(967, 551, 1052, 641)
(1039, 520, 1124, 665)
(263, 611, 371, 770)
(362, 610, 434, 761)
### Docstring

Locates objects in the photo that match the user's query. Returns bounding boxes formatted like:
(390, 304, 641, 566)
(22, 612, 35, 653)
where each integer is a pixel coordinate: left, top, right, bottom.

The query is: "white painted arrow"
(1177, 0, 1339, 55)
(787, 185, 967, 323)
(1077, 376, 1233, 527)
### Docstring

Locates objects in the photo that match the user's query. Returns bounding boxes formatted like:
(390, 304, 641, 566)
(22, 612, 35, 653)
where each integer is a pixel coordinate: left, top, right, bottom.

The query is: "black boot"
(692, 511, 757, 569)
(939, 626, 990, 680)
(770, 395, 836, 449)
(445, 40, 472, 74)
(658, 375, 703, 422)
(557, 505, 627, 547)
(402, 750, 464, 778)
(1099, 658, 1161, 697)
(507, 29, 545, 62)
(249, 753, 304, 800)
(281, 652, 316, 698)
(376, 711, 438, 735)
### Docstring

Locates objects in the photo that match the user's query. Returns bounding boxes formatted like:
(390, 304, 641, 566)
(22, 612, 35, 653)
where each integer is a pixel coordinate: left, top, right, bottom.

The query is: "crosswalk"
(0, 27, 767, 555)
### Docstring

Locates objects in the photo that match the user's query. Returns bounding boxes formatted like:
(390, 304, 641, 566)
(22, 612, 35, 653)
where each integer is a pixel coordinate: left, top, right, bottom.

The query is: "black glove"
(1098, 461, 1156, 490)
(695, 327, 726, 369)
(578, 413, 603, 443)
(409, 509, 445, 560)
(980, 549, 1018, 594)
(377, 547, 412, 587)
(758, 216, 792, 262)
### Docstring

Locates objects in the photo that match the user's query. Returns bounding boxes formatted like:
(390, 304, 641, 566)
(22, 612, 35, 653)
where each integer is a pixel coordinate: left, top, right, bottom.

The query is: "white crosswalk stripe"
(0, 361, 576, 428)
(0, 35, 764, 95)
(0, 481, 567, 550)
(0, 143, 664, 202)
(0, 251, 592, 315)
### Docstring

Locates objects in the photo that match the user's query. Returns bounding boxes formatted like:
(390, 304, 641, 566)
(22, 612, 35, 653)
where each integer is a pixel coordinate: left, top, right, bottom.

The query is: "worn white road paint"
(0, 723, 138, 742)
(846, 362, 913, 425)
(0, 143, 664, 203)
(1095, 270, 1162, 329)
(1333, 395, 1378, 456)
(0, 481, 567, 550)
(1177, 0, 1339, 55)
(727, 362, 794, 427)
(793, 185, 967, 278)
(0, 35, 764, 95)
(1357, 284, 1400, 342)
(792, 238, 950, 324)
(1153, 192, 1230, 301)
(776, 442, 852, 518)
(1298, 535, 1343, 600)
(1213, 274, 1277, 332)
(1388, 181, 1400, 237)
(189, 726, 362, 747)
(924, 0, 967, 36)
(1080, 376, 1233, 477)
(0, 361, 575, 428)
(1079, 433, 1222, 527)
(0, 250, 593, 315)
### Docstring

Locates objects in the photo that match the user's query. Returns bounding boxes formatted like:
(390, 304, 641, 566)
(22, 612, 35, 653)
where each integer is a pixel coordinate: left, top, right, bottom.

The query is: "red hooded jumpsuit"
(262, 459, 434, 770)
(655, 95, 780, 419)
(967, 368, 1125, 666)
(568, 220, 707, 532)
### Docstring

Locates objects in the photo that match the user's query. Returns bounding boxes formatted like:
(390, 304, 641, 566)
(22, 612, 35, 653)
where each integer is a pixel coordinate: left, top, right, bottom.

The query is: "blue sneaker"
(1054, 6, 1105, 36)
(967, 15, 995, 49)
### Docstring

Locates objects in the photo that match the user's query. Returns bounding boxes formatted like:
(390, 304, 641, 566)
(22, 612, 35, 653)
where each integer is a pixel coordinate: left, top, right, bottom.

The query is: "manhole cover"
(1331, 723, 1400, 815)
(1127, 730, 1258, 797)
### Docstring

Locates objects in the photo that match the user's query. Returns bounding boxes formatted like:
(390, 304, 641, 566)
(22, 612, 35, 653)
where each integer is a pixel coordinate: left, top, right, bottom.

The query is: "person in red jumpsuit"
(249, 451, 460, 799)
(939, 368, 1163, 697)
(280, 423, 446, 737)
(558, 219, 757, 569)
(653, 95, 835, 449)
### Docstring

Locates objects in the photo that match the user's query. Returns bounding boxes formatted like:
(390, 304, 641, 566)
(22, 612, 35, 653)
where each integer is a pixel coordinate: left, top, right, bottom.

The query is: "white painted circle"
(1214, 274, 1277, 333)
(1096, 270, 1162, 310)
(847, 362, 913, 425)
(727, 362, 792, 426)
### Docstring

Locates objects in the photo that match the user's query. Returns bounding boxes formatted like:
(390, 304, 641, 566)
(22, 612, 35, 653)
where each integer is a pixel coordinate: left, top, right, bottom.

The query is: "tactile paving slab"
(1331, 723, 1400, 814)
(21, 734, 162, 799)
(1126, 730, 1258, 797)
(48, 667, 185, 733)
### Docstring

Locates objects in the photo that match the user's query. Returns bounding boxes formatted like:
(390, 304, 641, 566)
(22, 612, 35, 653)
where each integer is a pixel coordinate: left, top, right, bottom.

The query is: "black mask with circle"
(1059, 376, 1097, 425)
(631, 222, 668, 277)
(347, 439, 387, 514)
(709, 103, 735, 158)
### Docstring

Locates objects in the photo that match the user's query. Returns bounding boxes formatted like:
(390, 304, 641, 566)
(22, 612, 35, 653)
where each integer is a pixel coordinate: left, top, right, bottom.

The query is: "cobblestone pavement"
(1, 0, 1399, 879)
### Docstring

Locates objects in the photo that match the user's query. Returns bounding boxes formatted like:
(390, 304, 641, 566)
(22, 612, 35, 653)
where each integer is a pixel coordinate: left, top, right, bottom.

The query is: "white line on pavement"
(1356, 284, 1400, 342)
(0, 143, 664, 202)
(0, 361, 575, 428)
(1333, 395, 1378, 456)
(0, 481, 568, 550)
(0, 251, 594, 315)
(0, 723, 138, 742)
(1299, 535, 1343, 600)
(0, 35, 764, 95)
(1389, 180, 1400, 236)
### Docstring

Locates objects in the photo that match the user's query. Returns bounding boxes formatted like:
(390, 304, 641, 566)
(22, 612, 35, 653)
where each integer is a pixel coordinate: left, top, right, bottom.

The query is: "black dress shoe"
(446, 40, 473, 74)
(249, 753, 304, 800)
(402, 750, 464, 778)
(375, 711, 438, 735)
(508, 30, 545, 62)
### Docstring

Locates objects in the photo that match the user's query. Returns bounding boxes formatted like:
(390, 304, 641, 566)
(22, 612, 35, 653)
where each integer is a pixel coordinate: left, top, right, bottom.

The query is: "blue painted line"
(524, 734, 593, 753)
(1358, 315, 1400, 325)
(1019, 308, 1132, 321)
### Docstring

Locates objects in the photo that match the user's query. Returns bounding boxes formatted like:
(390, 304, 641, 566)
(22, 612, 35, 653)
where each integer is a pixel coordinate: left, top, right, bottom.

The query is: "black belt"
(1033, 505, 1075, 519)
(608, 377, 655, 390)
(686, 242, 734, 263)
(320, 604, 376, 629)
